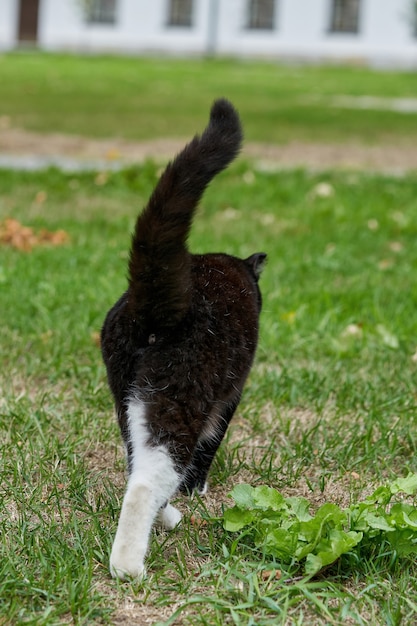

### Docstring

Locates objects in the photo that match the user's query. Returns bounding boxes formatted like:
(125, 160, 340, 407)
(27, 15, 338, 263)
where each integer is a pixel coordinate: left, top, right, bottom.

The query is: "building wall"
(1, 0, 417, 68)
(0, 0, 19, 49)
(214, 0, 417, 67)
(40, 0, 213, 53)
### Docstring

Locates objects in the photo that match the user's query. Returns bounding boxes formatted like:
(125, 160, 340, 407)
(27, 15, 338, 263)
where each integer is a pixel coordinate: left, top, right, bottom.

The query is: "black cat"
(101, 99, 266, 579)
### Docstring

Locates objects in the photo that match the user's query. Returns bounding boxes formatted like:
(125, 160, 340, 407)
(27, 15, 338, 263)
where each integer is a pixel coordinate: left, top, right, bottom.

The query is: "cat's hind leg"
(110, 398, 181, 580)
(180, 397, 240, 495)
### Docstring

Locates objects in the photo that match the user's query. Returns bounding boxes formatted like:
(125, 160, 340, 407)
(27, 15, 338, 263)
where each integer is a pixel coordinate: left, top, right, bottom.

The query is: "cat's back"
(191, 252, 262, 330)
(133, 252, 262, 401)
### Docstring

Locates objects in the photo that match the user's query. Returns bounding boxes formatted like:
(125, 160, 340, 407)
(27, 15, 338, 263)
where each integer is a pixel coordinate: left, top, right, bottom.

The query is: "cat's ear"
(245, 253, 267, 280)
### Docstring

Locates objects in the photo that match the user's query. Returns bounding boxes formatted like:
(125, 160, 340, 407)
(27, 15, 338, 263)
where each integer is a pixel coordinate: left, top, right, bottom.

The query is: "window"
(330, 0, 360, 33)
(247, 0, 275, 30)
(86, 0, 117, 25)
(167, 0, 193, 27)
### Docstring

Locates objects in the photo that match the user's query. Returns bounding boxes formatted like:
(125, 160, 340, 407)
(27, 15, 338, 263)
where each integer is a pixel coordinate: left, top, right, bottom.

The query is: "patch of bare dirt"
(0, 127, 183, 163)
(246, 140, 417, 173)
(2, 126, 417, 173)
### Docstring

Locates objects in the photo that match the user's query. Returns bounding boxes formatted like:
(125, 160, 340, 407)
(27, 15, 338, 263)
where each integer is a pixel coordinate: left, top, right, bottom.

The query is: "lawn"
(1, 54, 417, 625)
(1, 161, 417, 624)
(1, 52, 417, 144)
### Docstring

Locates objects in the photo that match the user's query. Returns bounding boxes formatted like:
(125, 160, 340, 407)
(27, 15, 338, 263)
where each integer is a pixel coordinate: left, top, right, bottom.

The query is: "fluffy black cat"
(101, 99, 266, 579)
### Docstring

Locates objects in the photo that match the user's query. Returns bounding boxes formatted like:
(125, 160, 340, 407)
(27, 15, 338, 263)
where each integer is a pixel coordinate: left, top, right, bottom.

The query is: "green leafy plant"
(223, 475, 417, 576)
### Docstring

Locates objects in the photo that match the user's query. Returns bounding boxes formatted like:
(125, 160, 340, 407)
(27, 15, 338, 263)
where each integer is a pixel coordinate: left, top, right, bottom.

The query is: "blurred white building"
(1, 0, 417, 68)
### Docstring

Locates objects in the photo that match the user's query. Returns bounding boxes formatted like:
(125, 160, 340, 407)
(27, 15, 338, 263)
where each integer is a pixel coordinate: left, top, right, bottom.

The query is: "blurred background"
(1, 0, 417, 69)
(2, 3, 417, 626)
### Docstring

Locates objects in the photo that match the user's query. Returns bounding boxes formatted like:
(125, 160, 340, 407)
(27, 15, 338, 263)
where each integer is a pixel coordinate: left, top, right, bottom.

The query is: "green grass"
(1, 52, 417, 144)
(1, 161, 417, 624)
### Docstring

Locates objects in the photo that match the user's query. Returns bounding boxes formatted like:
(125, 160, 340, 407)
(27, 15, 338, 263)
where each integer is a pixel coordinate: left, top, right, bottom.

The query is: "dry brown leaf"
(91, 331, 101, 348)
(190, 515, 208, 528)
(378, 258, 394, 270)
(388, 241, 403, 253)
(261, 569, 282, 581)
(35, 190, 47, 204)
(95, 172, 109, 186)
(0, 218, 69, 251)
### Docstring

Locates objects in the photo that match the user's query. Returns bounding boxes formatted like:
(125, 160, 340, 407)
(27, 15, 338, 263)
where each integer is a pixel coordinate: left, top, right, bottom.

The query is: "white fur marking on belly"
(110, 398, 181, 580)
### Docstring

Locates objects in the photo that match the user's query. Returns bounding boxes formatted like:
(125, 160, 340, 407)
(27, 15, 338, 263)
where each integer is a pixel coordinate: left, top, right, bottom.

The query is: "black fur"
(101, 98, 266, 492)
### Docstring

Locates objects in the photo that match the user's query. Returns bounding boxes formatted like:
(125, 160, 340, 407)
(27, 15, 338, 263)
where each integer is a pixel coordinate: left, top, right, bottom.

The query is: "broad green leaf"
(264, 527, 298, 559)
(223, 507, 255, 532)
(366, 486, 392, 505)
(402, 511, 417, 529)
(230, 484, 256, 509)
(315, 503, 347, 526)
(299, 503, 347, 543)
(389, 473, 417, 496)
(286, 496, 312, 522)
(258, 512, 289, 533)
(305, 530, 362, 575)
(386, 529, 417, 556)
(404, 509, 417, 529)
(390, 503, 417, 529)
(349, 502, 375, 531)
(360, 511, 395, 532)
(253, 485, 286, 511)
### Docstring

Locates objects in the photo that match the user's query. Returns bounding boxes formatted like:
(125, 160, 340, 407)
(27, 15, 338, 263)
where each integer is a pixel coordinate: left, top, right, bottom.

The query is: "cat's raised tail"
(127, 98, 243, 329)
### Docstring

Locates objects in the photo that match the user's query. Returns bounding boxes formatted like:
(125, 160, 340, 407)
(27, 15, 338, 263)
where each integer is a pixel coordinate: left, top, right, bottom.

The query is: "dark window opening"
(247, 0, 276, 30)
(86, 0, 117, 25)
(167, 0, 193, 27)
(330, 0, 360, 33)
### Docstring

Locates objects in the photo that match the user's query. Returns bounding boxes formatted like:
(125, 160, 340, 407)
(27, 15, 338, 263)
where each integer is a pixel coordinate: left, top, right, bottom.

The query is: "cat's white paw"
(157, 503, 182, 530)
(198, 481, 208, 496)
(110, 541, 146, 580)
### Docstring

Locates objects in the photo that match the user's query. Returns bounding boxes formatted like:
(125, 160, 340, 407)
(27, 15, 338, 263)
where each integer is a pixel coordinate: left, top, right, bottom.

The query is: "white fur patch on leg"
(156, 503, 182, 530)
(110, 399, 181, 580)
(110, 483, 150, 580)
